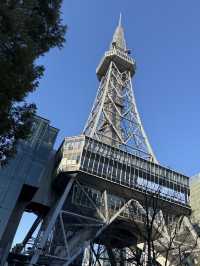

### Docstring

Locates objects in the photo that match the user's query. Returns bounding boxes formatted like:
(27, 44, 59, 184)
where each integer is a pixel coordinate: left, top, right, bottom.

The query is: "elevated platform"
(10, 135, 192, 265)
(96, 48, 135, 80)
(54, 135, 191, 217)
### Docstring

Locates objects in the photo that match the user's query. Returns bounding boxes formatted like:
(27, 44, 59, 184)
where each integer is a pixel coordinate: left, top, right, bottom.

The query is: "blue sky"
(14, 0, 200, 244)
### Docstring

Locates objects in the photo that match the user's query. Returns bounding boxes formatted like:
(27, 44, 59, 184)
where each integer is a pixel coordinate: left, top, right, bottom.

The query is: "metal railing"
(80, 137, 190, 206)
(55, 135, 190, 207)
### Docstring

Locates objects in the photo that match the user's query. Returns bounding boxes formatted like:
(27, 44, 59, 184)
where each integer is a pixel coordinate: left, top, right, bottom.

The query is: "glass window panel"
(93, 157, 99, 174)
(121, 168, 126, 185)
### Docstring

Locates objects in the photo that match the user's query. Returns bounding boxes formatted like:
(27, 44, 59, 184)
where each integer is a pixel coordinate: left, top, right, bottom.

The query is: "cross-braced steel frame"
(83, 60, 157, 163)
(20, 177, 199, 266)
(26, 178, 142, 266)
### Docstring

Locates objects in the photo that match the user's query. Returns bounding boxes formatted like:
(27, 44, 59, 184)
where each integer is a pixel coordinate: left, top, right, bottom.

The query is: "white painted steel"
(28, 177, 75, 266)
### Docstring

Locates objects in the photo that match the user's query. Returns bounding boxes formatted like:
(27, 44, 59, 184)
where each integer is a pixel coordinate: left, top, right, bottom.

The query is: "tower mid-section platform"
(54, 135, 191, 217)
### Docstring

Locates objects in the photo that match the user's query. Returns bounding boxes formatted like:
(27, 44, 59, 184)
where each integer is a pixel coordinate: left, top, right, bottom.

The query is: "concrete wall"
(0, 115, 59, 263)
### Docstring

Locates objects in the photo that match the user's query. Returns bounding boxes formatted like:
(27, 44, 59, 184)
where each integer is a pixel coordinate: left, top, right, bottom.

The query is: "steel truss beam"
(28, 177, 75, 266)
(83, 59, 157, 162)
(24, 180, 137, 266)
(18, 179, 197, 266)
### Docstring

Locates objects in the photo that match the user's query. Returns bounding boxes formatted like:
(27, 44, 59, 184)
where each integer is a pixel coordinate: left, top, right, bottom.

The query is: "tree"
(0, 0, 66, 165)
(126, 187, 200, 266)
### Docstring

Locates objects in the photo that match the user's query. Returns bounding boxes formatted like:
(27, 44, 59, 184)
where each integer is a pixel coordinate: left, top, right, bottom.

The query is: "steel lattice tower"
(11, 16, 200, 266)
(84, 15, 157, 162)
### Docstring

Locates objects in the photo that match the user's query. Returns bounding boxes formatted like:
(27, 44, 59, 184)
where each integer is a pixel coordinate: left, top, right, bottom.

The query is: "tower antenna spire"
(119, 12, 122, 27)
(110, 12, 126, 50)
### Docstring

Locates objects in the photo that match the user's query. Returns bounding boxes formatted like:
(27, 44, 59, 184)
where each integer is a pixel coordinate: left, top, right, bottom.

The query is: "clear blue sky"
(14, 0, 200, 244)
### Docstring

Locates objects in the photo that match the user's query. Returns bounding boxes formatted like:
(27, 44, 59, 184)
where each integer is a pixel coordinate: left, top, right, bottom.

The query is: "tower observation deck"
(9, 16, 198, 266)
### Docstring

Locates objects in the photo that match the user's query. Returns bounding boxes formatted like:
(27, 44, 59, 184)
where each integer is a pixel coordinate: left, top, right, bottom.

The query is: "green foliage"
(0, 0, 66, 165)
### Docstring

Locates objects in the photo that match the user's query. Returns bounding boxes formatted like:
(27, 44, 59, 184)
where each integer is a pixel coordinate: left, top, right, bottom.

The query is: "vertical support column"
(142, 242, 149, 266)
(106, 246, 117, 266)
(0, 200, 27, 266)
(120, 249, 126, 266)
(28, 177, 75, 266)
(103, 190, 109, 222)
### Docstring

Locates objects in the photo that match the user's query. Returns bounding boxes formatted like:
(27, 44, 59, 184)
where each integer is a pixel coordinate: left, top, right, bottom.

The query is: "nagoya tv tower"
(2, 14, 199, 266)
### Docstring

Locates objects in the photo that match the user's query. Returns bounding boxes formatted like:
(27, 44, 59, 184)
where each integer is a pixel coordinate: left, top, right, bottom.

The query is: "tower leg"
(28, 177, 75, 266)
(17, 215, 41, 253)
(106, 247, 117, 266)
